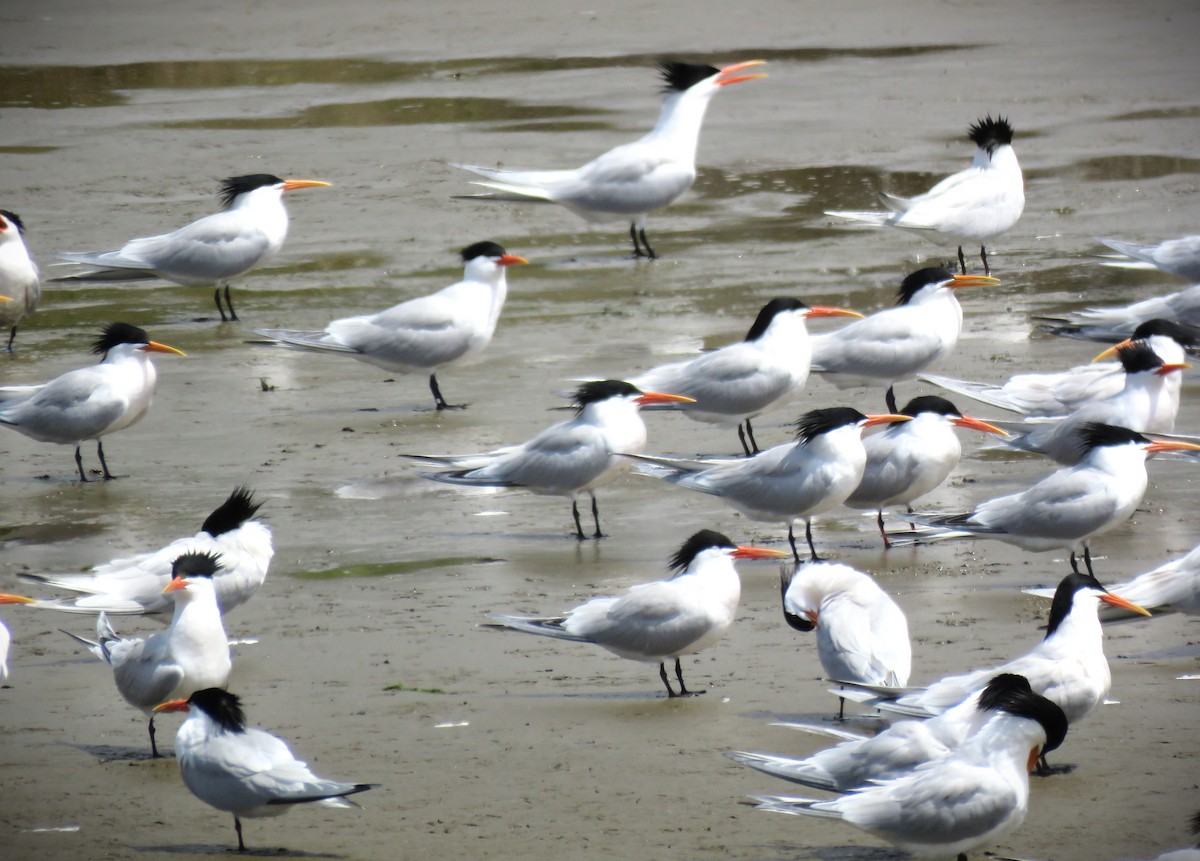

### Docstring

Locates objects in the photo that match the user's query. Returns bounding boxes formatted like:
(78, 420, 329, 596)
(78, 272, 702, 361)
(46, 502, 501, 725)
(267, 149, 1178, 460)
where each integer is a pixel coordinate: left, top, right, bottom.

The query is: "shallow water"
(1, 1, 1199, 858)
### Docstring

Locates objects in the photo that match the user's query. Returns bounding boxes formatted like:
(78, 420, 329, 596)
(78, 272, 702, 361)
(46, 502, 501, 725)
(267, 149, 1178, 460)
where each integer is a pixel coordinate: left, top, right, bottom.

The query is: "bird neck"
(647, 88, 717, 161)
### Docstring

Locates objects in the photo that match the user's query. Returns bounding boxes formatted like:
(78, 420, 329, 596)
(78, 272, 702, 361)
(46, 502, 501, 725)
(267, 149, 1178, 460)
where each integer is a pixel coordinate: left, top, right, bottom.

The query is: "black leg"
(213, 287, 229, 323)
(745, 418, 760, 454)
(74, 444, 88, 482)
(5, 325, 15, 352)
(805, 519, 821, 561)
(225, 284, 238, 321)
(149, 714, 160, 758)
(429, 373, 467, 410)
(1069, 551, 1080, 575)
(1083, 545, 1094, 577)
(737, 423, 753, 457)
(787, 523, 801, 563)
(659, 662, 678, 697)
(877, 510, 891, 549)
(630, 223, 645, 258)
(590, 495, 605, 539)
(674, 657, 703, 696)
(885, 385, 898, 414)
(956, 245, 967, 275)
(980, 244, 990, 276)
(571, 500, 586, 541)
(837, 696, 846, 720)
(639, 227, 658, 260)
(235, 815, 246, 852)
(97, 440, 116, 480)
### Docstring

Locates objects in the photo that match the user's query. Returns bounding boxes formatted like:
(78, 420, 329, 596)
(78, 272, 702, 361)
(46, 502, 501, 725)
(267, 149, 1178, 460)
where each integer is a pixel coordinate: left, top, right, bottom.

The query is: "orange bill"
(281, 179, 332, 192)
(952, 415, 1009, 436)
(1100, 592, 1152, 617)
(863, 414, 913, 427)
(636, 391, 696, 406)
(717, 60, 768, 86)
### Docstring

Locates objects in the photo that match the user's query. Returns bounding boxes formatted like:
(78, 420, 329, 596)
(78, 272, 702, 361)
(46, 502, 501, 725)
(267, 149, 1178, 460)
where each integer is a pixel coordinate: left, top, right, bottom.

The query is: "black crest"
(1131, 318, 1200, 348)
(1074, 422, 1148, 458)
(1116, 341, 1165, 374)
(900, 395, 961, 419)
(0, 209, 26, 234)
(460, 240, 507, 262)
(572, 379, 641, 412)
(171, 550, 224, 580)
(219, 174, 284, 208)
(967, 115, 1015, 155)
(1044, 571, 1109, 638)
(744, 298, 808, 342)
(188, 688, 247, 734)
(669, 529, 737, 574)
(793, 407, 867, 443)
(896, 267, 955, 306)
(92, 322, 151, 356)
(657, 61, 720, 93)
(201, 486, 264, 537)
(978, 672, 1068, 753)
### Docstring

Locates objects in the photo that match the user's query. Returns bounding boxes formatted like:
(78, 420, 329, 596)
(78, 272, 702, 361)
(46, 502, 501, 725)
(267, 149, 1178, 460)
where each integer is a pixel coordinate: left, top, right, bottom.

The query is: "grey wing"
(121, 210, 272, 282)
(109, 638, 184, 709)
(583, 582, 712, 657)
(976, 468, 1120, 537)
(481, 423, 611, 491)
(326, 294, 476, 369)
(810, 309, 943, 378)
(2, 368, 126, 440)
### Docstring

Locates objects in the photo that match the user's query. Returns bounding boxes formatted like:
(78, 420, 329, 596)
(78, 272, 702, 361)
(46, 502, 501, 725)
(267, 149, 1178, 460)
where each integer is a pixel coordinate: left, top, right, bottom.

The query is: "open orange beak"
(636, 391, 696, 406)
(498, 254, 528, 267)
(0, 593, 36, 605)
(145, 340, 187, 357)
(805, 306, 864, 320)
(281, 179, 332, 192)
(153, 697, 191, 714)
(1146, 439, 1200, 455)
(162, 578, 190, 594)
(863, 414, 913, 427)
(953, 415, 1009, 436)
(1101, 592, 1152, 617)
(731, 545, 790, 560)
(948, 274, 1001, 289)
(716, 60, 768, 86)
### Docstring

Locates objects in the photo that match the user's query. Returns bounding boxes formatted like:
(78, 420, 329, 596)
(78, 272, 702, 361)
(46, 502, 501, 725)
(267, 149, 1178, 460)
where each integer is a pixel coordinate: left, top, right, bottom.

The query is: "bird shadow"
(57, 740, 163, 763)
(133, 844, 340, 857)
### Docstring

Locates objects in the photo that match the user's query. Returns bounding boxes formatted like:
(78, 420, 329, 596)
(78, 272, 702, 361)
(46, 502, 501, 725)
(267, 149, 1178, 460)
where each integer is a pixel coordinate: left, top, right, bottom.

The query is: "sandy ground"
(1, 0, 1199, 858)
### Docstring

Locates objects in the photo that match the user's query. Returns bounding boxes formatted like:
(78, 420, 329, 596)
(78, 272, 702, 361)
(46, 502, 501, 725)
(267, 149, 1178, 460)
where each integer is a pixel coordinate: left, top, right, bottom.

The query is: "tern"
(746, 675, 1067, 861)
(1036, 285, 1200, 346)
(406, 380, 693, 539)
(844, 395, 1008, 545)
(454, 59, 766, 259)
(826, 115, 1025, 275)
(64, 552, 231, 757)
(727, 672, 1042, 793)
(0, 209, 40, 350)
(20, 487, 272, 616)
(893, 423, 1200, 575)
(779, 561, 911, 718)
(808, 268, 999, 412)
(628, 297, 862, 455)
(486, 529, 787, 696)
(834, 571, 1149, 729)
(53, 174, 331, 321)
(1096, 234, 1200, 281)
(991, 342, 1188, 465)
(627, 407, 910, 560)
(1, 593, 37, 682)
(154, 688, 376, 852)
(253, 241, 527, 410)
(923, 318, 1195, 418)
(0, 322, 186, 481)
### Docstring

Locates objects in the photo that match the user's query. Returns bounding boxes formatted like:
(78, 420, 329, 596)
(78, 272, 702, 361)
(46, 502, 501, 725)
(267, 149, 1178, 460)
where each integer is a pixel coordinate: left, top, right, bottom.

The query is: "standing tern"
(844, 395, 1008, 546)
(1, 593, 37, 682)
(65, 552, 231, 756)
(779, 561, 911, 718)
(154, 688, 376, 852)
(253, 241, 527, 410)
(52, 174, 330, 321)
(406, 380, 692, 539)
(746, 675, 1067, 861)
(727, 672, 1042, 793)
(826, 115, 1025, 275)
(834, 571, 1149, 729)
(893, 423, 1200, 576)
(0, 209, 40, 350)
(923, 318, 1195, 418)
(1036, 285, 1200, 346)
(454, 60, 766, 259)
(20, 487, 272, 616)
(1096, 234, 1200, 281)
(628, 297, 862, 455)
(486, 529, 787, 696)
(628, 407, 910, 560)
(990, 342, 1188, 465)
(808, 268, 999, 412)
(0, 322, 186, 481)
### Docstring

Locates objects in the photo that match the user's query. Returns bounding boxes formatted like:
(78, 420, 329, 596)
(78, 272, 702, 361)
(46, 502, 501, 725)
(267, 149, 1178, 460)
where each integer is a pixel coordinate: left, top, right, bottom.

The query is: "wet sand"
(1, 0, 1199, 858)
